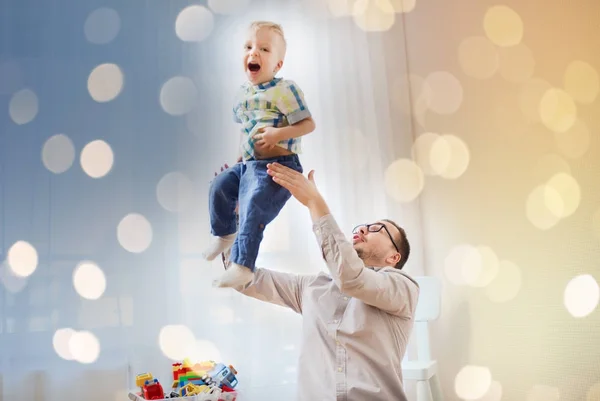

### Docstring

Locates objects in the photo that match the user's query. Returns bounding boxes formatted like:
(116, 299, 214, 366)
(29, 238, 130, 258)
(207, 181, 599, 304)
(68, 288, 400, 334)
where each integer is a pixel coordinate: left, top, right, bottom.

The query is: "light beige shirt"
(226, 214, 420, 401)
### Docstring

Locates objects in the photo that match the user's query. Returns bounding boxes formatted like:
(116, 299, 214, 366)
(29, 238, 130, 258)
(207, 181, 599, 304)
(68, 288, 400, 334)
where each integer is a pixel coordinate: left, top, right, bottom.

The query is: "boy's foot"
(212, 263, 254, 288)
(202, 233, 236, 261)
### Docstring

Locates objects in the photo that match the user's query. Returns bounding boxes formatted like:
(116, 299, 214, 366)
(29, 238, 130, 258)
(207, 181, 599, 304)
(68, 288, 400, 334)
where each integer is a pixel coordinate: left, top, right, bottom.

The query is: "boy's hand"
(255, 127, 282, 149)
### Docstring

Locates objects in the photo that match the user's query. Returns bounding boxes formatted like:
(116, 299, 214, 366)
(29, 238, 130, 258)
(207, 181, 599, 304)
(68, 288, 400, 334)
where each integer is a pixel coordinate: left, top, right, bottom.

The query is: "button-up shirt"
(232, 77, 311, 160)
(225, 214, 420, 401)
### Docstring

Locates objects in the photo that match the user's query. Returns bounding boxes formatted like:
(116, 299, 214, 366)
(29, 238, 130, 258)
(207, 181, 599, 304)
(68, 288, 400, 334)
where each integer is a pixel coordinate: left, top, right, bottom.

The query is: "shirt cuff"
(286, 109, 311, 125)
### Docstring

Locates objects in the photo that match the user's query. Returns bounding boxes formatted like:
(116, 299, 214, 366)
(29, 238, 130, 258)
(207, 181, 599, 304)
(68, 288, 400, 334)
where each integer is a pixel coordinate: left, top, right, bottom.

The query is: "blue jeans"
(208, 154, 303, 271)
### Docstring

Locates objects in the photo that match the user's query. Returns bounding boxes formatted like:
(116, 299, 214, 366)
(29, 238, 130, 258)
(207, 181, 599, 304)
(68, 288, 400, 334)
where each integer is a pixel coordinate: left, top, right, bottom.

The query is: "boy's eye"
(261, 48, 269, 52)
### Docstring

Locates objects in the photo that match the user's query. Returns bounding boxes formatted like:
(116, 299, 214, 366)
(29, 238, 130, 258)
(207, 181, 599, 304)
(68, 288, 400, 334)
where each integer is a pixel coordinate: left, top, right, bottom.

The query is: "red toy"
(142, 378, 164, 400)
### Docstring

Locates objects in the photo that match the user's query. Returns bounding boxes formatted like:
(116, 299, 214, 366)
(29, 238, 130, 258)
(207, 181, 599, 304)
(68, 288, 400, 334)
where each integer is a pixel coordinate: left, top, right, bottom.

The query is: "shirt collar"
(246, 77, 282, 92)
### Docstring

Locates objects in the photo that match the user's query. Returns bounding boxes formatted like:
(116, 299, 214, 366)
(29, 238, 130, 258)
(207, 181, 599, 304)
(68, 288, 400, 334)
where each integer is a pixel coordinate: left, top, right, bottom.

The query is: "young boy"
(203, 21, 316, 288)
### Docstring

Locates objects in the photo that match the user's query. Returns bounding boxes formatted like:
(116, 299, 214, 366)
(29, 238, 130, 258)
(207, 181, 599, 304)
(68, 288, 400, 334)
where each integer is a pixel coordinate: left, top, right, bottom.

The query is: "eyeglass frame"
(352, 223, 400, 254)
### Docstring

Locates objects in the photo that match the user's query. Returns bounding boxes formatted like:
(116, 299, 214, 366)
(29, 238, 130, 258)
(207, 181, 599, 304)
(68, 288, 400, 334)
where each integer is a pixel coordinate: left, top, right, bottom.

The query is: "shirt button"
(343, 297, 348, 301)
(333, 320, 338, 324)
(338, 367, 343, 372)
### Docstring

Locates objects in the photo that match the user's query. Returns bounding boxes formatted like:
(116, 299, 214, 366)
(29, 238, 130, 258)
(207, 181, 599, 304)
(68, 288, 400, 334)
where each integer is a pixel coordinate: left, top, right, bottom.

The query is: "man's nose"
(358, 226, 367, 235)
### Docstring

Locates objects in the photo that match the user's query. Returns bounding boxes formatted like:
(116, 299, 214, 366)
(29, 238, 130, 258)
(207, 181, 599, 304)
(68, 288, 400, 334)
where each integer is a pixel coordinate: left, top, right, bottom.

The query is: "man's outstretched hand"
(266, 162, 330, 221)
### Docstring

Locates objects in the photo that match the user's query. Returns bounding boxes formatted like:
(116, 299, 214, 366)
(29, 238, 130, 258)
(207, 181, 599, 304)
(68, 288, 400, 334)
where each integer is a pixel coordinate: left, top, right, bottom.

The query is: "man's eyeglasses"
(352, 223, 400, 253)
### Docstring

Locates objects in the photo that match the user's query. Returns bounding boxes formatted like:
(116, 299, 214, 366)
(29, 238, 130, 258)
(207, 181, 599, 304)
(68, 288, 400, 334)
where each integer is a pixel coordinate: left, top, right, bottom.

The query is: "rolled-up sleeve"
(276, 80, 311, 125)
(313, 214, 420, 317)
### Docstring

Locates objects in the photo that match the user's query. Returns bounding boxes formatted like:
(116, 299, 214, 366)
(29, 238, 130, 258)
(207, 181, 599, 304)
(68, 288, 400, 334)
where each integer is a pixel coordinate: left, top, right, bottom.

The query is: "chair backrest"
(414, 276, 442, 322)
(406, 276, 442, 362)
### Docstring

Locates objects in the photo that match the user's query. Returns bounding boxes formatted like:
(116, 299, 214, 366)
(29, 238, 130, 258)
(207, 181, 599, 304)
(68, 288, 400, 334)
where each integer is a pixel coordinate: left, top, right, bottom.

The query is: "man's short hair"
(383, 219, 410, 270)
(248, 20, 287, 55)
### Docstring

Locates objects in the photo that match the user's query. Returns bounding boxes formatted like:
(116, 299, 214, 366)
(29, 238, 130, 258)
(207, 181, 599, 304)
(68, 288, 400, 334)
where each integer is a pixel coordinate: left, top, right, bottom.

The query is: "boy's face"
(243, 27, 284, 85)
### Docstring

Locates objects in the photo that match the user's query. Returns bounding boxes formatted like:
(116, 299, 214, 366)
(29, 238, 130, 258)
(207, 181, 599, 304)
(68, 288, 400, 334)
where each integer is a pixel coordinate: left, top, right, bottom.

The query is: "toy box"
(129, 359, 239, 401)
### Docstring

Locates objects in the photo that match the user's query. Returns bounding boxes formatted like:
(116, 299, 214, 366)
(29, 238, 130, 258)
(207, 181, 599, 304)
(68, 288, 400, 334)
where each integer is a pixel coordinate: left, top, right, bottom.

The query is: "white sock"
(212, 263, 254, 289)
(202, 233, 236, 261)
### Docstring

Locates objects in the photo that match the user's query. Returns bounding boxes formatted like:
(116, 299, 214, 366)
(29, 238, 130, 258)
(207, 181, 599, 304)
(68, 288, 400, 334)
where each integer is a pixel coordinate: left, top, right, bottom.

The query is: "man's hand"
(266, 162, 330, 220)
(255, 127, 282, 149)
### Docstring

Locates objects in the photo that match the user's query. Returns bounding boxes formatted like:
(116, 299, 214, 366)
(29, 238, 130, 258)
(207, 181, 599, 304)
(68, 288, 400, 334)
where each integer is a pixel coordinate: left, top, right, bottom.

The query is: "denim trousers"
(208, 154, 303, 271)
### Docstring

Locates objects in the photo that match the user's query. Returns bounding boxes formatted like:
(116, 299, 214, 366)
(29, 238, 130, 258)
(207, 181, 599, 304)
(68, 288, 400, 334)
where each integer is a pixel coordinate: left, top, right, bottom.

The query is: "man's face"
(242, 27, 284, 85)
(352, 221, 400, 266)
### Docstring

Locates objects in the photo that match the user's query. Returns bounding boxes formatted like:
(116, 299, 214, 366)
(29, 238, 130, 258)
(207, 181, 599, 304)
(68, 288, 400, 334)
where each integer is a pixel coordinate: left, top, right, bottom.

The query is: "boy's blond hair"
(249, 21, 287, 56)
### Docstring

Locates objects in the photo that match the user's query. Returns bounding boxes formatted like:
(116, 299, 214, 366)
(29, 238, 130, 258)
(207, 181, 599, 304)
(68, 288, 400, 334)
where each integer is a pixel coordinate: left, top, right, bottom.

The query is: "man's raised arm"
(222, 250, 310, 314)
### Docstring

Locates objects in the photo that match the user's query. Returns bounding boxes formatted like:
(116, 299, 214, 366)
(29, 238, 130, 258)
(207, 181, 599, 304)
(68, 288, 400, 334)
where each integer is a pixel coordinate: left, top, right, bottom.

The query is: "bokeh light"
(84, 8, 121, 45)
(7, 240, 38, 277)
(42, 134, 76, 174)
(444, 244, 483, 286)
(68, 330, 101, 364)
(563, 274, 599, 318)
(87, 63, 124, 103)
(53, 328, 76, 360)
(352, 0, 396, 32)
(454, 365, 493, 400)
(429, 134, 470, 179)
(117, 213, 153, 253)
(160, 76, 198, 116)
(545, 172, 581, 219)
(73, 261, 107, 300)
(539, 88, 577, 133)
(411, 132, 441, 175)
(519, 78, 552, 123)
(471, 246, 500, 288)
(156, 171, 194, 213)
(526, 184, 562, 230)
(80, 140, 114, 178)
(457, 36, 499, 80)
(527, 384, 560, 401)
(564, 60, 599, 104)
(424, 71, 463, 115)
(497, 43, 535, 83)
(9, 88, 38, 125)
(207, 0, 251, 15)
(485, 260, 522, 303)
(389, 0, 417, 13)
(175, 5, 215, 42)
(159, 324, 196, 361)
(383, 159, 425, 202)
(483, 5, 523, 47)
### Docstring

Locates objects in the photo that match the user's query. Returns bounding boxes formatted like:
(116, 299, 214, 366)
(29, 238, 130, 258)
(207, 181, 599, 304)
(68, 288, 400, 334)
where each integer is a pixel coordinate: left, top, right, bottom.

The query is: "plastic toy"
(134, 359, 239, 400)
(142, 378, 164, 400)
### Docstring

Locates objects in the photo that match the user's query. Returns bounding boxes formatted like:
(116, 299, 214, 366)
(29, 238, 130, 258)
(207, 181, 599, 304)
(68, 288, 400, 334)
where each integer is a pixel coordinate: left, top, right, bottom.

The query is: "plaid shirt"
(232, 77, 311, 160)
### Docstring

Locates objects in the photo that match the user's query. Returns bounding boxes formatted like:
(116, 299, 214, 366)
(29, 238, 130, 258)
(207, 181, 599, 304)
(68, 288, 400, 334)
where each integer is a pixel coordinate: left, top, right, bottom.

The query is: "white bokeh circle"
(73, 261, 107, 300)
(80, 140, 114, 178)
(84, 8, 121, 45)
(9, 88, 39, 125)
(117, 213, 153, 253)
(160, 76, 198, 116)
(42, 134, 76, 174)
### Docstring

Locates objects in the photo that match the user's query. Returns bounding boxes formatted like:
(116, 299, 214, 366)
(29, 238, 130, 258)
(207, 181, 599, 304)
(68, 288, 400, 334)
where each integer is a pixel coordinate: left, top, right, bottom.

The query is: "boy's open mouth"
(248, 63, 261, 72)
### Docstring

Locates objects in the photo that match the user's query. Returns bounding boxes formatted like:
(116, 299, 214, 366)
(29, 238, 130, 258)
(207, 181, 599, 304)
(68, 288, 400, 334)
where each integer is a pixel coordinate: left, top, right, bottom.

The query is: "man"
(220, 162, 420, 401)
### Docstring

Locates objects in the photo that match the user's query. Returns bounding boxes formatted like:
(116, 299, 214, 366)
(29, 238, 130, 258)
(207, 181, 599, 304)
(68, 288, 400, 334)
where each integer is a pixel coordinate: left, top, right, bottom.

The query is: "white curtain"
(0, 1, 422, 400)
